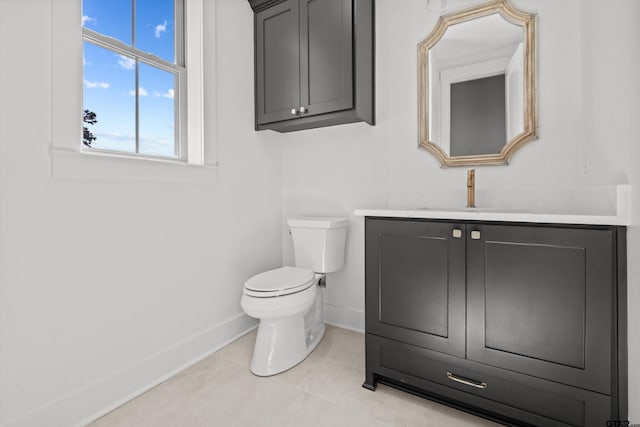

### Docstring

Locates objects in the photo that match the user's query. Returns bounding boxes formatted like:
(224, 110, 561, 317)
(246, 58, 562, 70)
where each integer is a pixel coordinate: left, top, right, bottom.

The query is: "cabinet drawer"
(366, 334, 612, 427)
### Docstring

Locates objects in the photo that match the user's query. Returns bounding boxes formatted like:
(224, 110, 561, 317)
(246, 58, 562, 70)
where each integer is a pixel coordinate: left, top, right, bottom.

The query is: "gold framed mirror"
(418, 0, 537, 167)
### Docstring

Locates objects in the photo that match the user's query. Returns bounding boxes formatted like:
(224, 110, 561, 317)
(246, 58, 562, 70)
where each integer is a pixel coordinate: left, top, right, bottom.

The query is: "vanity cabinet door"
(300, 0, 353, 118)
(466, 224, 615, 394)
(365, 218, 466, 358)
(255, 0, 301, 125)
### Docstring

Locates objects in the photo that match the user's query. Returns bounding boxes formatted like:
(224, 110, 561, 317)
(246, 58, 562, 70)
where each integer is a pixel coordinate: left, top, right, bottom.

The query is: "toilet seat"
(243, 266, 315, 298)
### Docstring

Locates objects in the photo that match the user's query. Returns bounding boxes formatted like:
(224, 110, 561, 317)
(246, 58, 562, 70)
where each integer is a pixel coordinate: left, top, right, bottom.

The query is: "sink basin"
(417, 207, 510, 213)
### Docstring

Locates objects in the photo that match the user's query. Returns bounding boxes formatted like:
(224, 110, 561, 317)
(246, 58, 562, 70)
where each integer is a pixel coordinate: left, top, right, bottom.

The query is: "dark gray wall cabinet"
(248, 0, 374, 132)
(364, 217, 628, 427)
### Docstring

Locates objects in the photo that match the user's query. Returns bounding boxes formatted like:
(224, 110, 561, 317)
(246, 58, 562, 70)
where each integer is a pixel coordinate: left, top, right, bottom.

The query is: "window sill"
(50, 148, 218, 184)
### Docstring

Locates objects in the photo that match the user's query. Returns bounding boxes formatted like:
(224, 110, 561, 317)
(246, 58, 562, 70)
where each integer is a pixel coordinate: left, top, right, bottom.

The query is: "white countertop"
(353, 208, 629, 226)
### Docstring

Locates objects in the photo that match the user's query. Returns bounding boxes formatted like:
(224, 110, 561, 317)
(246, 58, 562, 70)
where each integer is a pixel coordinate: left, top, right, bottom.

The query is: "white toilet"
(240, 216, 348, 376)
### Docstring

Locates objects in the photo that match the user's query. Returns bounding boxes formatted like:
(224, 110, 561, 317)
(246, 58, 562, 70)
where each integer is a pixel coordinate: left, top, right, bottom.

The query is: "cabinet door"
(365, 218, 466, 358)
(466, 224, 614, 394)
(256, 0, 300, 125)
(299, 0, 353, 117)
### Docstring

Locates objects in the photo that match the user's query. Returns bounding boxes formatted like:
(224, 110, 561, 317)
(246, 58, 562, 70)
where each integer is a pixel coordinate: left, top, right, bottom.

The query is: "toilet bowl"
(241, 266, 324, 376)
(241, 217, 348, 376)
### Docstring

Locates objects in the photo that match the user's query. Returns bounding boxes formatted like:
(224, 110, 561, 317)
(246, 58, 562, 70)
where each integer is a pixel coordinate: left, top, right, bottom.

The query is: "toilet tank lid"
(287, 217, 349, 229)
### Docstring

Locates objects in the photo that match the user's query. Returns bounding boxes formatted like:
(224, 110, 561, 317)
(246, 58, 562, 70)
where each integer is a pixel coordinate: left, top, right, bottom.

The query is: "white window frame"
(50, 0, 217, 184)
(82, 13, 187, 161)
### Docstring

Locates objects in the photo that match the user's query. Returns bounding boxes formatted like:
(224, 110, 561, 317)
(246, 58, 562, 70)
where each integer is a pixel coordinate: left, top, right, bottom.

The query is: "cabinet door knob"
(452, 229, 462, 238)
(291, 108, 299, 115)
(471, 230, 481, 240)
(299, 106, 307, 114)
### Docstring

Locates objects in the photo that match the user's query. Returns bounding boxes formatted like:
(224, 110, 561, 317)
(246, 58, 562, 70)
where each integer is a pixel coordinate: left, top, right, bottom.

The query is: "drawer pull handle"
(452, 228, 462, 238)
(470, 230, 481, 240)
(447, 372, 488, 389)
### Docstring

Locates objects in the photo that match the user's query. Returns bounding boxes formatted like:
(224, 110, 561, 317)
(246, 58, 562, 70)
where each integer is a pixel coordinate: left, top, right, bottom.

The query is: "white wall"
(0, 0, 283, 426)
(581, 0, 640, 420)
(280, 0, 640, 421)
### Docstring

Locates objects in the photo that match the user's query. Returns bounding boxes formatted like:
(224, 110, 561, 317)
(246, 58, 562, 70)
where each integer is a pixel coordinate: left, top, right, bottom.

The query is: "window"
(50, 0, 214, 183)
(82, 0, 185, 160)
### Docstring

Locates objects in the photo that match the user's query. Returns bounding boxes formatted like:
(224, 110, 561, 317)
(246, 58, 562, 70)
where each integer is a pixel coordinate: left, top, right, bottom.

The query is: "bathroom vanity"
(356, 208, 628, 427)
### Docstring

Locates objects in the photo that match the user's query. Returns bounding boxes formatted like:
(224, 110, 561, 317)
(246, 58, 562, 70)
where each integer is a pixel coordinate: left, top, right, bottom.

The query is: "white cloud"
(129, 87, 148, 97)
(145, 138, 172, 146)
(155, 89, 174, 99)
(82, 15, 95, 26)
(118, 55, 135, 70)
(154, 20, 168, 38)
(96, 132, 135, 141)
(84, 79, 110, 89)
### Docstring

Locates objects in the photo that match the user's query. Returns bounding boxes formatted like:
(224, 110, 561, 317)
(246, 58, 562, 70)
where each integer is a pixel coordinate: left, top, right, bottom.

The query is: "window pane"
(82, 0, 132, 46)
(135, 0, 175, 63)
(83, 41, 136, 153)
(138, 62, 176, 157)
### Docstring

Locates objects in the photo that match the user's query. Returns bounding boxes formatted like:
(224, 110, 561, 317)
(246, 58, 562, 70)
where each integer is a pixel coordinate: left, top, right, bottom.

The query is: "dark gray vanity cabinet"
(248, 0, 374, 132)
(364, 217, 627, 427)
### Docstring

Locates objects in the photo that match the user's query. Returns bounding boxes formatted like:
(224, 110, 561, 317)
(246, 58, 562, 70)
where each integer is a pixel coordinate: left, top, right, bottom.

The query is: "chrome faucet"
(467, 169, 476, 208)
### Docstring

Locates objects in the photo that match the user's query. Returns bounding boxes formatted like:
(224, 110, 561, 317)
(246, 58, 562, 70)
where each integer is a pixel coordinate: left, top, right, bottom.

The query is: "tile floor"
(89, 326, 500, 427)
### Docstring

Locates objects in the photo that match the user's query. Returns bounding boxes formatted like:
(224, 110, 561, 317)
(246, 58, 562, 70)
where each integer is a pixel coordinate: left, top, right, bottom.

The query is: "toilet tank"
(287, 217, 348, 273)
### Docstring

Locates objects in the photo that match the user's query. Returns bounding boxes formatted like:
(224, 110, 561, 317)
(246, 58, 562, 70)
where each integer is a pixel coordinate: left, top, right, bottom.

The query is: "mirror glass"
(418, 1, 537, 167)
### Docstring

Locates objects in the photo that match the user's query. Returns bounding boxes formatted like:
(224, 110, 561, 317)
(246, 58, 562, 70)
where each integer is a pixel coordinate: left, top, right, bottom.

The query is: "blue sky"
(82, 0, 177, 157)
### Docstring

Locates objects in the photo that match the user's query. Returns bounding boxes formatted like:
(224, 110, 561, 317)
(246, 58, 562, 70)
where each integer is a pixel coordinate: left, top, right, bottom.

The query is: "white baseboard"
(324, 304, 365, 333)
(3, 313, 258, 427)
